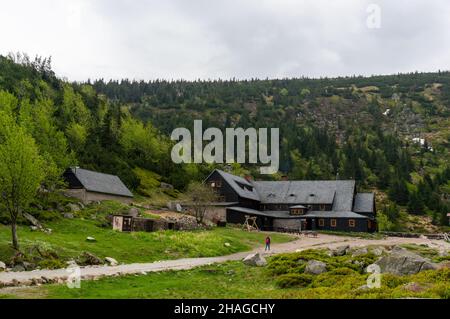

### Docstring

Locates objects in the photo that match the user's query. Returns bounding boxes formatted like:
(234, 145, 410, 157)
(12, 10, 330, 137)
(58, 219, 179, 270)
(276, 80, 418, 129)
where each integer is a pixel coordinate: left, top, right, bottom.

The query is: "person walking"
(265, 236, 271, 251)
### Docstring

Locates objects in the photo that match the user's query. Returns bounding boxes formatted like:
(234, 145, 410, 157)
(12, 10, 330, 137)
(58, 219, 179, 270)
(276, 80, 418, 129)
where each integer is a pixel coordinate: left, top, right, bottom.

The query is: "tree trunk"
(11, 220, 19, 250)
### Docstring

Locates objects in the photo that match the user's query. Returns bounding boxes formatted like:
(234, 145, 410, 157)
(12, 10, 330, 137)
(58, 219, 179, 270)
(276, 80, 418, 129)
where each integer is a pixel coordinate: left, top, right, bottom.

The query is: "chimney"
(281, 175, 288, 181)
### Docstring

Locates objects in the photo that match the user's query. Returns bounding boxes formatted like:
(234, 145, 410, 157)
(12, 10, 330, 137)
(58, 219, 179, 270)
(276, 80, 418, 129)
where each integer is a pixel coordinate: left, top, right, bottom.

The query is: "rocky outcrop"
(243, 253, 267, 267)
(305, 260, 327, 275)
(0, 261, 6, 272)
(374, 247, 437, 275)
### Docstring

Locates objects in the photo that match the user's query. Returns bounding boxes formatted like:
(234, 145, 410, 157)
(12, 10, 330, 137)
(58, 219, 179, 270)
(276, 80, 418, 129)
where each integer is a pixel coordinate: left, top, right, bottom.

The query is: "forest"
(0, 53, 449, 231)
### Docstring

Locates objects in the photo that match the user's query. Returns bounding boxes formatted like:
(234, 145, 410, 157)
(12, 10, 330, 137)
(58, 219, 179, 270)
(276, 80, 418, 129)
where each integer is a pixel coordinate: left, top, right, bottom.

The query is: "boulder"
(331, 245, 349, 256)
(374, 247, 437, 275)
(305, 260, 327, 275)
(160, 182, 174, 189)
(370, 247, 385, 256)
(127, 207, 140, 218)
(23, 212, 42, 228)
(86, 236, 96, 242)
(403, 282, 426, 293)
(63, 213, 74, 219)
(67, 203, 80, 212)
(105, 257, 118, 266)
(352, 247, 368, 257)
(76, 252, 103, 266)
(0, 261, 6, 272)
(242, 253, 267, 267)
(12, 264, 26, 272)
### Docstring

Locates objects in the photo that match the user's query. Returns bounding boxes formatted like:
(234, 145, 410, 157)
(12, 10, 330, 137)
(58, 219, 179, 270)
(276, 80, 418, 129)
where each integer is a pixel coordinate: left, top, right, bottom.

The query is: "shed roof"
(67, 168, 133, 198)
(353, 193, 375, 213)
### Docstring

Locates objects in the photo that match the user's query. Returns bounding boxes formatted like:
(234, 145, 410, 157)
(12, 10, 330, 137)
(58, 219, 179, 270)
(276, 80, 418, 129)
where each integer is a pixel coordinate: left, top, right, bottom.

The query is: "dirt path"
(1, 234, 449, 288)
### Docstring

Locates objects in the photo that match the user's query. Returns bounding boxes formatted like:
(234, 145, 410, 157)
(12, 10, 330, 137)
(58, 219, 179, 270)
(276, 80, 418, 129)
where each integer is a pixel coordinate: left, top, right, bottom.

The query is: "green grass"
(0, 219, 292, 267)
(2, 259, 449, 299)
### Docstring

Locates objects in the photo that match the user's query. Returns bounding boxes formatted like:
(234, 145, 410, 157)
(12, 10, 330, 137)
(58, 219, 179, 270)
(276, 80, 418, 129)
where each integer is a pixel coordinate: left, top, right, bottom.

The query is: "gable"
(65, 168, 133, 198)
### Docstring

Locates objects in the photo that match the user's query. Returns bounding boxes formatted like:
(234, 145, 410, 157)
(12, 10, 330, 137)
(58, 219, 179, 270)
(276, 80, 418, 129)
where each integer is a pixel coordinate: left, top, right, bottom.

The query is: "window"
(349, 219, 355, 227)
(320, 204, 326, 211)
(318, 219, 324, 227)
(330, 219, 337, 227)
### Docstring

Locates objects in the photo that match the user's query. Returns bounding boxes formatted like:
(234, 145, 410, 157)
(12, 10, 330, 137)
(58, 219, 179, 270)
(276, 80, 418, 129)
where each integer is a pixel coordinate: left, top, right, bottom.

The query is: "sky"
(1, 0, 450, 81)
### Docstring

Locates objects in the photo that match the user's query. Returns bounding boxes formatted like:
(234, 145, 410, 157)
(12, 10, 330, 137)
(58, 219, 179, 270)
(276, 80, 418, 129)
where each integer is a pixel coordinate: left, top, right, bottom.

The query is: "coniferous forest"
(0, 53, 449, 231)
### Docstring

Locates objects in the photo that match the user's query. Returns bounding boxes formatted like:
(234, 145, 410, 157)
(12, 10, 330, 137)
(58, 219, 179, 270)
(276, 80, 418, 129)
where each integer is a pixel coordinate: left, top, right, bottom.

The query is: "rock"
(22, 212, 42, 228)
(374, 247, 438, 275)
(76, 252, 103, 266)
(22, 262, 36, 271)
(56, 203, 65, 212)
(437, 261, 450, 269)
(224, 242, 231, 247)
(242, 253, 267, 267)
(305, 260, 327, 275)
(356, 284, 370, 291)
(105, 257, 118, 266)
(403, 282, 426, 293)
(160, 182, 174, 189)
(30, 226, 39, 231)
(63, 213, 74, 219)
(127, 207, 140, 217)
(331, 245, 349, 256)
(0, 261, 6, 272)
(12, 264, 26, 272)
(370, 247, 385, 256)
(352, 247, 368, 257)
(67, 203, 80, 212)
(86, 236, 96, 242)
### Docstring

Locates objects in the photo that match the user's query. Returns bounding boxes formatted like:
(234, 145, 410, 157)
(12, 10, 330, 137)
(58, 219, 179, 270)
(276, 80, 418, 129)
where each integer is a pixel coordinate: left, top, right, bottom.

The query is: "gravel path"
(1, 234, 449, 287)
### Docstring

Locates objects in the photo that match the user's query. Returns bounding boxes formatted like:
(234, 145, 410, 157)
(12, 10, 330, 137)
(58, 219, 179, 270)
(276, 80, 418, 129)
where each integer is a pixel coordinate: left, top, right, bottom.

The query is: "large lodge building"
(205, 169, 377, 233)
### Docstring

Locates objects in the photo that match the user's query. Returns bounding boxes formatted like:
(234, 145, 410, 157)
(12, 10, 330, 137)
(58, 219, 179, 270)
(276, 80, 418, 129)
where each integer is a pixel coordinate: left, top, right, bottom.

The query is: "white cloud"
(1, 0, 449, 81)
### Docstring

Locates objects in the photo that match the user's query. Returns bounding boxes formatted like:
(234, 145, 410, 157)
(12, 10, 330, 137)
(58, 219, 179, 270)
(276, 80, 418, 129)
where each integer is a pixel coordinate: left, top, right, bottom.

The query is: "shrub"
(275, 273, 313, 288)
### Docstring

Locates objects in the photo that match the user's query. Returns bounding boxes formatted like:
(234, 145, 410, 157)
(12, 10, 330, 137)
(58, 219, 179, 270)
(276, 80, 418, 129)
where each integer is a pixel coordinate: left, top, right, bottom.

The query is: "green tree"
(0, 112, 44, 250)
(184, 181, 218, 224)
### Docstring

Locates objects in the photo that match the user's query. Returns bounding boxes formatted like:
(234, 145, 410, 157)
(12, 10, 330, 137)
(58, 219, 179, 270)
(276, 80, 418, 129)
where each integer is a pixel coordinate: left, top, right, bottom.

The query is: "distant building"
(204, 169, 377, 233)
(63, 167, 134, 204)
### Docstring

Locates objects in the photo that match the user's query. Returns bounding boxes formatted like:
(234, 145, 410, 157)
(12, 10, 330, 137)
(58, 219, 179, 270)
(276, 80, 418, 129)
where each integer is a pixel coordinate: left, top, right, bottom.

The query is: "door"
(122, 216, 132, 232)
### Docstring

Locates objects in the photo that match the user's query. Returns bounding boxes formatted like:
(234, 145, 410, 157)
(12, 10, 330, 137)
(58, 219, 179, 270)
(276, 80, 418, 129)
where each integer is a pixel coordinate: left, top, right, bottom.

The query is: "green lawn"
(2, 260, 449, 299)
(0, 219, 292, 267)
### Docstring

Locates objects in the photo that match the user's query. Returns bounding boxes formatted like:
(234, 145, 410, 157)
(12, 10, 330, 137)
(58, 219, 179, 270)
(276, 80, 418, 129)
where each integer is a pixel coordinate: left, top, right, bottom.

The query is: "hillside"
(0, 53, 449, 231)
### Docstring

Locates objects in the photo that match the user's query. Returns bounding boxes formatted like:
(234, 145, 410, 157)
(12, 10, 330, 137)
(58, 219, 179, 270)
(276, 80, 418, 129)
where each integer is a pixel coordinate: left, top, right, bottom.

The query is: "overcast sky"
(1, 0, 449, 81)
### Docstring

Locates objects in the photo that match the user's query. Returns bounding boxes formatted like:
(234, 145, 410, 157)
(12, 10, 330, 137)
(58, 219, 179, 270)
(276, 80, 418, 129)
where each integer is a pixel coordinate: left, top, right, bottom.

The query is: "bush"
(32, 210, 61, 222)
(275, 273, 313, 288)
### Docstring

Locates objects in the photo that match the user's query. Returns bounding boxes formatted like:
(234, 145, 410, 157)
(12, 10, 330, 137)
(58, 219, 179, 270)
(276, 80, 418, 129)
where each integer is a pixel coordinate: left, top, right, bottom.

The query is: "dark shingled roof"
(252, 180, 355, 211)
(69, 168, 133, 198)
(209, 170, 357, 212)
(213, 169, 260, 201)
(353, 193, 375, 213)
